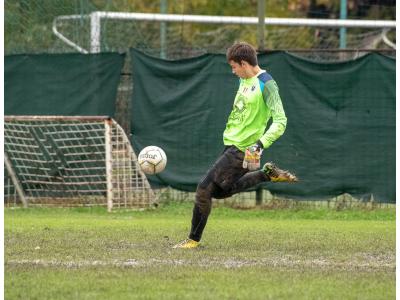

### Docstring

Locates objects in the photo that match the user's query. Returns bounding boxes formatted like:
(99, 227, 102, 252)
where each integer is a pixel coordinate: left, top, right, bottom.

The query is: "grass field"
(5, 202, 395, 300)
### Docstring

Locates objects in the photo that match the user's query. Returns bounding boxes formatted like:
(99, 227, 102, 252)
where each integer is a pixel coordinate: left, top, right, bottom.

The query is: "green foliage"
(5, 0, 82, 53)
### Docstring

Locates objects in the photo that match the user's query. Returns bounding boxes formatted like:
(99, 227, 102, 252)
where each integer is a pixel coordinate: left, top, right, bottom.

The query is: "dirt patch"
(6, 255, 395, 272)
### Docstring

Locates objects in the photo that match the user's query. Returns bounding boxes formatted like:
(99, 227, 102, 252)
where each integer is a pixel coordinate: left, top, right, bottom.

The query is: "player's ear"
(240, 60, 248, 67)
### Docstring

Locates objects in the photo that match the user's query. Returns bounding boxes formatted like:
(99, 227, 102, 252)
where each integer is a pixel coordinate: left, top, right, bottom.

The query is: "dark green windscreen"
(131, 49, 395, 203)
(5, 53, 125, 116)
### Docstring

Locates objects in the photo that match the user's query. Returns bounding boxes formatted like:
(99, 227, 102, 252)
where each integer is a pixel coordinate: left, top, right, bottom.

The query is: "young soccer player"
(174, 42, 297, 249)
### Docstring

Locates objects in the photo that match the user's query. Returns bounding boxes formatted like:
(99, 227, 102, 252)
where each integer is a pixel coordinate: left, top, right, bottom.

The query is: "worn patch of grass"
(5, 203, 395, 299)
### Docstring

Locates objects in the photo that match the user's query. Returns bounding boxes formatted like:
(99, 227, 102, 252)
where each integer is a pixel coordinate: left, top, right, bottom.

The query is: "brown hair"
(226, 42, 258, 66)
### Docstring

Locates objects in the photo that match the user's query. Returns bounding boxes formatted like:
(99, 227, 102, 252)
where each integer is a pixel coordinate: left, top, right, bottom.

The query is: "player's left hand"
(247, 141, 263, 155)
(243, 140, 264, 170)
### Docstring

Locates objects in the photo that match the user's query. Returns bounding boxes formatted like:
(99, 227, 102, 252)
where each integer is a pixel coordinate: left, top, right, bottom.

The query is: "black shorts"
(198, 145, 247, 195)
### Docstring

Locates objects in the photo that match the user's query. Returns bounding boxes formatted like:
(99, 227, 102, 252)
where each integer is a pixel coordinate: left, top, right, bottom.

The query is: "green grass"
(5, 202, 395, 300)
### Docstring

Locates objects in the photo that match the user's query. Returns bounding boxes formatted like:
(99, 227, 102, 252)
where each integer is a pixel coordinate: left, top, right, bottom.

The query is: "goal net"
(4, 116, 155, 210)
(5, 1, 395, 60)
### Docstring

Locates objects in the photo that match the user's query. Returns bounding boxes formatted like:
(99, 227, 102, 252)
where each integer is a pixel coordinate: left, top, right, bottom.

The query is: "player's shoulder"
(257, 71, 273, 84)
(257, 71, 275, 93)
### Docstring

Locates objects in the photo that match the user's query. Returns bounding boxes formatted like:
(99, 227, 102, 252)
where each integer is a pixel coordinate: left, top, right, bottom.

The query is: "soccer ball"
(138, 146, 167, 175)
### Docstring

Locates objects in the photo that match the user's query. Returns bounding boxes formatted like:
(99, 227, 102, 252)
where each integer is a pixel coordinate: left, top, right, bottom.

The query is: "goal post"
(4, 152, 28, 208)
(4, 116, 155, 210)
(52, 12, 396, 54)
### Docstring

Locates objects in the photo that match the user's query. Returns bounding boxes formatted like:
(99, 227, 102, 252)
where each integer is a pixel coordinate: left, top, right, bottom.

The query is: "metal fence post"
(256, 187, 263, 206)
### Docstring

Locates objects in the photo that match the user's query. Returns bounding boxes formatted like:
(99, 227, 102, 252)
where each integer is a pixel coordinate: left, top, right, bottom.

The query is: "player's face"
(229, 61, 247, 78)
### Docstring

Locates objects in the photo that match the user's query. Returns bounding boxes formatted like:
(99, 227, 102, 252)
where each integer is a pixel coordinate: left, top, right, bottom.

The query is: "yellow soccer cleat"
(172, 238, 200, 249)
(263, 162, 298, 183)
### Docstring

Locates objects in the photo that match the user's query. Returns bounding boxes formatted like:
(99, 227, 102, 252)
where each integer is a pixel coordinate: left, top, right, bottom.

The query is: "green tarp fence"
(5, 53, 125, 116)
(131, 49, 395, 203)
(4, 51, 395, 202)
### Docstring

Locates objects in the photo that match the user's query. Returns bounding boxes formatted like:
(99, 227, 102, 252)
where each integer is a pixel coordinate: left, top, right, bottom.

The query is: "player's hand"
(243, 141, 264, 171)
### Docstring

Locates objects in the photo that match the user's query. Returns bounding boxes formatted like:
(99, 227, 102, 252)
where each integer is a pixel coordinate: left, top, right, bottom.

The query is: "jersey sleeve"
(259, 80, 287, 149)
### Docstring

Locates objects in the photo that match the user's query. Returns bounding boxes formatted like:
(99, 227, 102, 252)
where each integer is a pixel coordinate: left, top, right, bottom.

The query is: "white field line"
(6, 256, 395, 271)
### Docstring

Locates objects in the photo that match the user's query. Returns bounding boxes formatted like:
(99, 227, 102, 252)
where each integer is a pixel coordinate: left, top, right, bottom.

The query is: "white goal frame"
(4, 116, 155, 211)
(52, 11, 396, 54)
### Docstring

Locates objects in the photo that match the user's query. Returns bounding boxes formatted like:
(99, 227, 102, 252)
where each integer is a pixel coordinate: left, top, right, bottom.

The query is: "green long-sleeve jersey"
(223, 71, 287, 152)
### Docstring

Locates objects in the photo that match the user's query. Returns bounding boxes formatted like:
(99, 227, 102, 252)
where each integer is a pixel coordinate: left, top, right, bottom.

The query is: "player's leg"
(187, 175, 217, 243)
(173, 146, 246, 248)
(213, 170, 268, 199)
(189, 146, 246, 241)
(173, 148, 298, 248)
(173, 178, 220, 248)
(213, 162, 298, 199)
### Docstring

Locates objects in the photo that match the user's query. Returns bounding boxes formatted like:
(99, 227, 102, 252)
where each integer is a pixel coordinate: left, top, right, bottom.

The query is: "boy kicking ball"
(174, 42, 297, 249)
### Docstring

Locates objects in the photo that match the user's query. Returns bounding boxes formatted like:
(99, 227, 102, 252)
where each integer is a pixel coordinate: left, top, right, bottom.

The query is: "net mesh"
(51, 18, 397, 60)
(5, 0, 396, 60)
(4, 117, 155, 209)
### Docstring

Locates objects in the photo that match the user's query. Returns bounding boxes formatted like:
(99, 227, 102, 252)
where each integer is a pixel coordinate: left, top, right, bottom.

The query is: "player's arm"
(258, 80, 287, 149)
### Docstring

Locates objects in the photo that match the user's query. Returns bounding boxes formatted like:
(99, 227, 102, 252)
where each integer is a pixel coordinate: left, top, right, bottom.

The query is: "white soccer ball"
(138, 146, 167, 175)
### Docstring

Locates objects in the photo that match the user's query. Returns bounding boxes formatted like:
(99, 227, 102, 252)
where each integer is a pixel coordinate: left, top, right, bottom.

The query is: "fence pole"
(160, 0, 168, 59)
(257, 0, 265, 51)
(256, 188, 263, 206)
(340, 0, 347, 49)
